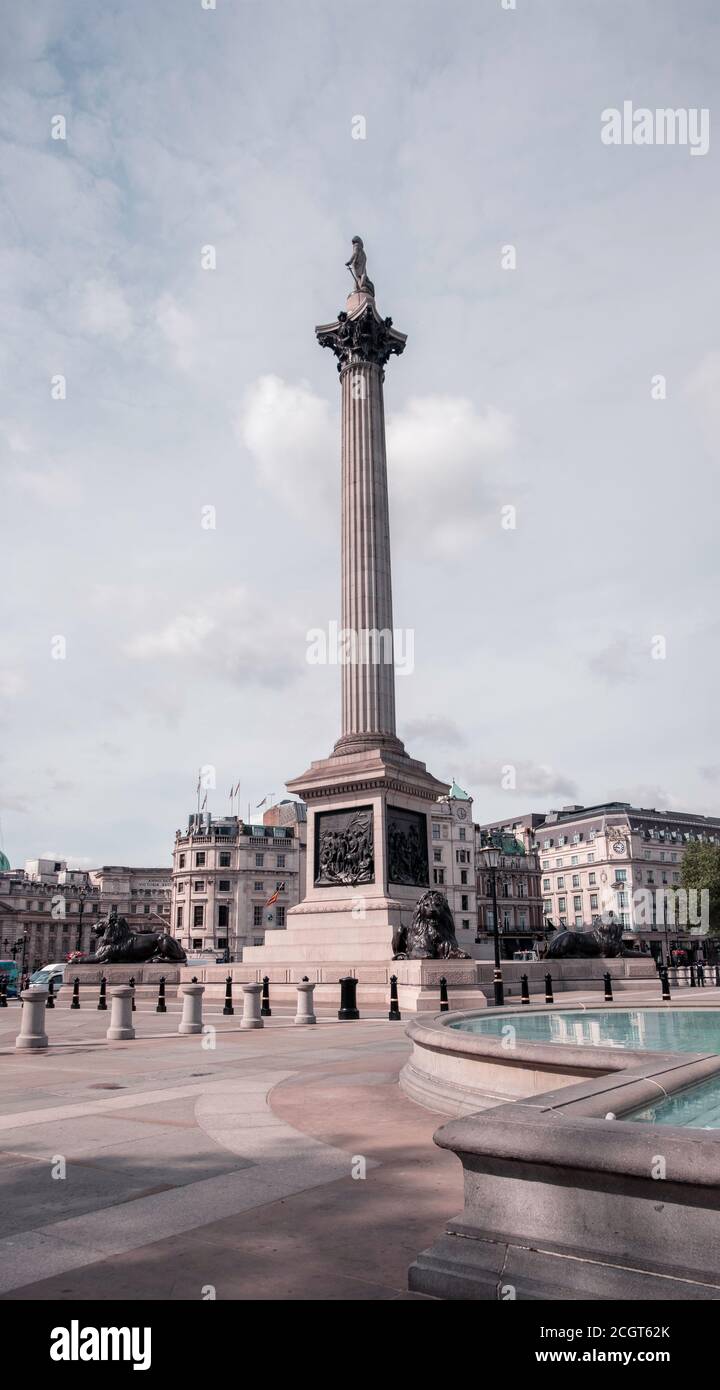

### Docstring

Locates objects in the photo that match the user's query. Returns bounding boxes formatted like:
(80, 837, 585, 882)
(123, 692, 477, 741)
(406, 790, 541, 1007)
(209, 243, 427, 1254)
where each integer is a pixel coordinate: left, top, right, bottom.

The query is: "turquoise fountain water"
(624, 1074, 720, 1129)
(449, 1008, 720, 1054)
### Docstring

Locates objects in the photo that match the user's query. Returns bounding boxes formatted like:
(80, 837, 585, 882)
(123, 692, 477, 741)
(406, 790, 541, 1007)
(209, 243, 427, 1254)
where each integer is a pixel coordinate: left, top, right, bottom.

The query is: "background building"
(430, 781, 477, 947)
(534, 802, 720, 958)
(474, 822, 544, 956)
(0, 859, 171, 972)
(171, 802, 306, 958)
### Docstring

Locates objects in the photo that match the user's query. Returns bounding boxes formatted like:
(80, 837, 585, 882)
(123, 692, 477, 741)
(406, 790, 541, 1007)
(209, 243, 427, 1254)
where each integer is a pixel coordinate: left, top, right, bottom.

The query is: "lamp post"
(482, 842, 504, 1006)
(74, 884, 88, 955)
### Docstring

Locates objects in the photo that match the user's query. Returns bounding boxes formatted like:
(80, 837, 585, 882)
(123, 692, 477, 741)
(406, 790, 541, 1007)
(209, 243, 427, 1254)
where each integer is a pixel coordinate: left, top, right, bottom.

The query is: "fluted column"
(316, 289, 407, 757)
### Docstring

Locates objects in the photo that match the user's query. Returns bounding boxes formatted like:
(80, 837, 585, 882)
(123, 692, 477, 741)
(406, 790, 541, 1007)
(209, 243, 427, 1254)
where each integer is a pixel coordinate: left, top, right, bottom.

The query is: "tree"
(680, 842, 720, 935)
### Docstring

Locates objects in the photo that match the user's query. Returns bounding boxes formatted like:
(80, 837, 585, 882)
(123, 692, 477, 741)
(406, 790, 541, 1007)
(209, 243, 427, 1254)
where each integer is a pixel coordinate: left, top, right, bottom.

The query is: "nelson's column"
(243, 241, 483, 1012)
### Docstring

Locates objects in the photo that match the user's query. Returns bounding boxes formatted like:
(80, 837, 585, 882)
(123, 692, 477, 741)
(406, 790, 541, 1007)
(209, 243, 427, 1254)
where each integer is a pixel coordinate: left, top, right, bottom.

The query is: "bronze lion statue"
(547, 919, 626, 959)
(392, 890, 471, 961)
(89, 910, 187, 965)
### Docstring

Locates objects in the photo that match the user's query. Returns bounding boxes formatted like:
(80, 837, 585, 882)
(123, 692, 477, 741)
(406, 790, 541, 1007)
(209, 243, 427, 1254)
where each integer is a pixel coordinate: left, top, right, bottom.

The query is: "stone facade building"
(0, 859, 172, 972)
(430, 781, 477, 948)
(534, 801, 720, 956)
(170, 803, 306, 959)
(474, 820, 545, 954)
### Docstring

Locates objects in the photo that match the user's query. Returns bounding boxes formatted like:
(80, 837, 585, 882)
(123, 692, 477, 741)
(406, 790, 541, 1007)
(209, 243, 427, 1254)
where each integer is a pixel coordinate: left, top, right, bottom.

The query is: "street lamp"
(75, 884, 88, 954)
(482, 842, 505, 1007)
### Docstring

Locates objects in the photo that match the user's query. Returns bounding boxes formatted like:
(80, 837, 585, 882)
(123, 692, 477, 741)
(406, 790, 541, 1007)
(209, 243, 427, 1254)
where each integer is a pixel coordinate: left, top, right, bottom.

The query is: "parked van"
(29, 962, 66, 994)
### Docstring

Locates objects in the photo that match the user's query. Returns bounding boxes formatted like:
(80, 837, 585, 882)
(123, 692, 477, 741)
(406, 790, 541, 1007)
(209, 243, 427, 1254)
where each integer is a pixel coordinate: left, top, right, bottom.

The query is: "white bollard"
(178, 982, 204, 1035)
(15, 988, 48, 1050)
(295, 979, 316, 1026)
(241, 982, 264, 1029)
(106, 986, 135, 1041)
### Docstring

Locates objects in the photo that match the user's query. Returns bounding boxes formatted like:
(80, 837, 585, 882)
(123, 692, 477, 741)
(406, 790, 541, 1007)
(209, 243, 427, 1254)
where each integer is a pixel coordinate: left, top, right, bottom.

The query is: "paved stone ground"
(0, 998, 457, 1300)
(1, 985, 716, 1301)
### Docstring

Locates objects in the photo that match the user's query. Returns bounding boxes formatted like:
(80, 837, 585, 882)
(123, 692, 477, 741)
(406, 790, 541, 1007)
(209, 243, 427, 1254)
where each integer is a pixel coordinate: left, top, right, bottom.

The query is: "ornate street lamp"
(482, 841, 505, 1007)
(74, 884, 88, 954)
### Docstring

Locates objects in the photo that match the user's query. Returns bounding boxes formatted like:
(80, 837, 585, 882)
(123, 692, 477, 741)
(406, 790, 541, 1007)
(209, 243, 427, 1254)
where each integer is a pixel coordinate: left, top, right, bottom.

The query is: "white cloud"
(388, 396, 514, 556)
(467, 759, 579, 800)
(75, 277, 135, 342)
(238, 375, 336, 523)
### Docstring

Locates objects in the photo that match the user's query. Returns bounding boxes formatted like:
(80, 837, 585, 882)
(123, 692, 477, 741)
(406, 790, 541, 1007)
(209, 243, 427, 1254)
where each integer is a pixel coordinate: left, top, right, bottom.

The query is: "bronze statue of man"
(345, 237, 375, 296)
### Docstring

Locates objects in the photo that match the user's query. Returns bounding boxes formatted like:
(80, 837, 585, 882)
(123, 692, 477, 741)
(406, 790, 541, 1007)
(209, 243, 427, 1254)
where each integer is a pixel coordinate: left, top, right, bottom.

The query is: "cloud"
(124, 587, 302, 689)
(388, 396, 515, 556)
(467, 759, 579, 800)
(238, 375, 336, 523)
(12, 465, 82, 507)
(75, 278, 135, 342)
(401, 715, 467, 748)
(587, 636, 645, 684)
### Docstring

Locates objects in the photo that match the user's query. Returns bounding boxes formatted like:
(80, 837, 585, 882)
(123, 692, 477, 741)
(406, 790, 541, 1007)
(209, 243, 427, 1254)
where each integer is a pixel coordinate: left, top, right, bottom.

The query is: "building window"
(543, 899, 552, 915)
(194, 881, 205, 893)
(572, 874, 580, 888)
(219, 852, 231, 867)
(574, 915, 582, 927)
(462, 918, 469, 930)
(432, 824, 441, 840)
(192, 937, 203, 950)
(459, 827, 466, 841)
(179, 854, 186, 869)
(177, 881, 185, 894)
(218, 904, 229, 928)
(433, 868, 445, 886)
(543, 878, 550, 891)
(433, 850, 442, 863)
(254, 881, 263, 892)
(570, 855, 578, 866)
(590, 894, 598, 910)
(460, 869, 467, 885)
(195, 852, 206, 867)
(253, 906, 263, 927)
(276, 907, 286, 927)
(143, 905, 150, 915)
(589, 872, 596, 886)
(558, 897, 566, 912)
(219, 880, 230, 893)
(573, 896, 582, 911)
(193, 905, 204, 928)
(461, 895, 469, 912)
(617, 892, 628, 908)
(217, 938, 228, 949)
(557, 876, 565, 889)
(255, 854, 264, 867)
(277, 854, 285, 868)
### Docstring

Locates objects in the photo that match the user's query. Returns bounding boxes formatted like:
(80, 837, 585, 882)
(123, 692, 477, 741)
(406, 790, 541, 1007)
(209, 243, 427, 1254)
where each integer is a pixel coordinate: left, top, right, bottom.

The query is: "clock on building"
(456, 807, 468, 820)
(612, 840, 626, 855)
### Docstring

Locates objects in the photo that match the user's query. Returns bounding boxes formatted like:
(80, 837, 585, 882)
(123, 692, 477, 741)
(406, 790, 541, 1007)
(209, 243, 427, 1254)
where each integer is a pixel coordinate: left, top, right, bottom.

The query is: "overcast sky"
(1, 0, 718, 868)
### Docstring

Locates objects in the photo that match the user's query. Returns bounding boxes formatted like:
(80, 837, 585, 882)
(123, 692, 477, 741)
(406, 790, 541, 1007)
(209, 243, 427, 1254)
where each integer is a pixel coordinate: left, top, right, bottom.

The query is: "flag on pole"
(201, 793, 208, 811)
(256, 796, 267, 809)
(264, 881, 286, 908)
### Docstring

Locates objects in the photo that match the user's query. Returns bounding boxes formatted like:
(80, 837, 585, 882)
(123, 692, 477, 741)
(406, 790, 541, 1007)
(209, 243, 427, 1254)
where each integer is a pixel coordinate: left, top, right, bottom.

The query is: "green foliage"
(680, 843, 720, 934)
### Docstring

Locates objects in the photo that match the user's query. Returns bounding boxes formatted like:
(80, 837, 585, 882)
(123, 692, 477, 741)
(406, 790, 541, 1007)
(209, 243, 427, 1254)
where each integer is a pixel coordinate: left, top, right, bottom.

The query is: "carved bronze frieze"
(314, 806, 374, 887)
(386, 807, 429, 886)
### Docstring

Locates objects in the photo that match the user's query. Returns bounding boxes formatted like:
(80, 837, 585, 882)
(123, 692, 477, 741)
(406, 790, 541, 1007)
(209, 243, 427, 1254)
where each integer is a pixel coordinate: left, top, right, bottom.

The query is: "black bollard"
(223, 974, 234, 1016)
(97, 976, 107, 1011)
(439, 976, 449, 1013)
(156, 976, 167, 1013)
(46, 977, 55, 1009)
(0, 976, 7, 1008)
(71, 977, 80, 1010)
(660, 967, 671, 1002)
(715, 964, 720, 988)
(604, 972, 613, 1003)
(129, 975, 136, 1011)
(697, 963, 705, 987)
(388, 974, 401, 1021)
(520, 973, 530, 1005)
(689, 962, 696, 988)
(260, 976, 271, 1018)
(544, 972, 554, 1005)
(338, 975, 359, 1020)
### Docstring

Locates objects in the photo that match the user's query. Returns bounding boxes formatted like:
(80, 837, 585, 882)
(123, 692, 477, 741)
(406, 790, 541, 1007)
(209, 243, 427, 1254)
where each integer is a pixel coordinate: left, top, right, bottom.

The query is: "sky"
(1, 0, 719, 868)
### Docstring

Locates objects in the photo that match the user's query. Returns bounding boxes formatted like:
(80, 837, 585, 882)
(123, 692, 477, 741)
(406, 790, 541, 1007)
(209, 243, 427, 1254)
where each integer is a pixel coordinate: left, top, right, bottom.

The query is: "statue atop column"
(345, 236, 375, 297)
